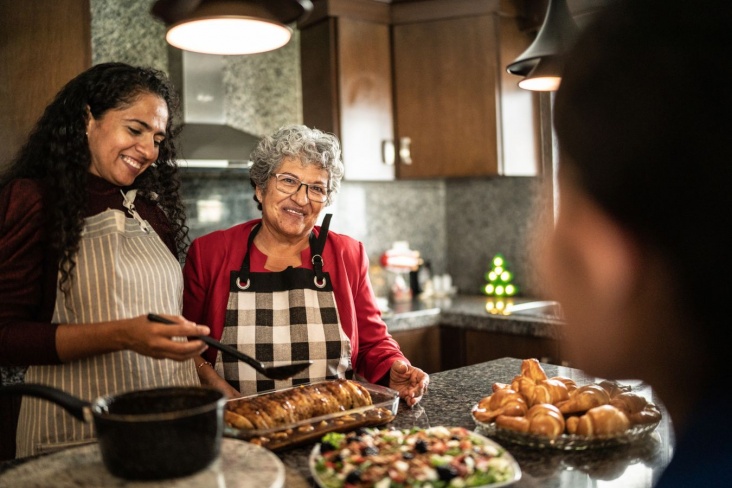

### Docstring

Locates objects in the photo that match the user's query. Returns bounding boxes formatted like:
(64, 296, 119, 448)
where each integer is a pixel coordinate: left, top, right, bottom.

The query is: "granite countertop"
(0, 358, 673, 487)
(382, 294, 565, 340)
(278, 357, 673, 487)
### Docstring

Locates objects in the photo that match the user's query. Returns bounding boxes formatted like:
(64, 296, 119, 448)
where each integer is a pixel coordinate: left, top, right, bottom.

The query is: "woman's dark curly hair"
(0, 62, 188, 292)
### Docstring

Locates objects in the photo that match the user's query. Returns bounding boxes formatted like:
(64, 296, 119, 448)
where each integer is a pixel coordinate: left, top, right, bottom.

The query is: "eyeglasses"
(273, 173, 330, 203)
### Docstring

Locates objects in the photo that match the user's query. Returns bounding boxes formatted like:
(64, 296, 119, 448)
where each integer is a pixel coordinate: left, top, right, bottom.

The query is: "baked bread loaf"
(225, 379, 372, 430)
(565, 405, 630, 437)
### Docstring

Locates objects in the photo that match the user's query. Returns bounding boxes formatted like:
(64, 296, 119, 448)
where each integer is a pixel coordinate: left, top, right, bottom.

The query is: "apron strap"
(236, 222, 261, 290)
(120, 189, 151, 233)
(311, 214, 332, 289)
(236, 215, 333, 291)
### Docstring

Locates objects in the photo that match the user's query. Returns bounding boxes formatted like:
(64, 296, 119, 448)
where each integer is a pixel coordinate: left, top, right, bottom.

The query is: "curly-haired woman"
(0, 62, 210, 459)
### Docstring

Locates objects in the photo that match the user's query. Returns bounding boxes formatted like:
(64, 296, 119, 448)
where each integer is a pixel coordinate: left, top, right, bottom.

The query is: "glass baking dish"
(223, 379, 399, 452)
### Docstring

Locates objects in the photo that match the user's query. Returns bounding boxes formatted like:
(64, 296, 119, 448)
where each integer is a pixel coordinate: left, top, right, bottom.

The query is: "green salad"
(311, 426, 518, 488)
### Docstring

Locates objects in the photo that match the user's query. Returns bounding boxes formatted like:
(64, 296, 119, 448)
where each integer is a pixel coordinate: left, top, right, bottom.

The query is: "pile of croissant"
(472, 359, 662, 439)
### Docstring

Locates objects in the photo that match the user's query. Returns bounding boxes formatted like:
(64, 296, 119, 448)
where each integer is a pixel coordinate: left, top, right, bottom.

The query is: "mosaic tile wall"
(90, 0, 548, 298)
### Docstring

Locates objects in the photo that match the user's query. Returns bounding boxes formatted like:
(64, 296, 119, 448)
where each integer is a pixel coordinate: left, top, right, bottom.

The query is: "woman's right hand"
(55, 314, 210, 362)
(125, 314, 210, 360)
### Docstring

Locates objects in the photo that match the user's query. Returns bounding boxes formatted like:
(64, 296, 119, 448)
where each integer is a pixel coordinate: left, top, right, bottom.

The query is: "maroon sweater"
(0, 174, 178, 366)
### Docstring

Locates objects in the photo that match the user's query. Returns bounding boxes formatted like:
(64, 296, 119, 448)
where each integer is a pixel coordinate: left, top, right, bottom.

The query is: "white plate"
(309, 426, 521, 487)
(0, 438, 285, 488)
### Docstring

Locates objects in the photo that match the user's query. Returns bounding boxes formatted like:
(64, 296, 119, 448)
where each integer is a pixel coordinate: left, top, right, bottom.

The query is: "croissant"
(524, 403, 566, 439)
(492, 382, 511, 392)
(598, 379, 631, 399)
(565, 405, 630, 437)
(520, 358, 549, 382)
(495, 414, 530, 433)
(556, 384, 610, 414)
(510, 375, 537, 401)
(609, 392, 662, 425)
(550, 376, 578, 395)
(474, 388, 528, 423)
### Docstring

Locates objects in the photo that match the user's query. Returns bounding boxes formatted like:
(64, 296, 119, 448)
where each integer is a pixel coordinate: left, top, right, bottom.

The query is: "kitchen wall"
(90, 0, 550, 298)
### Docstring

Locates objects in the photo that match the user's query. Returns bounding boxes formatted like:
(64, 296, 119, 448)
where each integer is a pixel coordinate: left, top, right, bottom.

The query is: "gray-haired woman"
(183, 124, 429, 405)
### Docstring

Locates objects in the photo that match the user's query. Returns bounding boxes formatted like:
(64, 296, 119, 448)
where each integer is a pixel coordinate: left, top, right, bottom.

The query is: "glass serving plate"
(473, 413, 661, 451)
(309, 426, 522, 488)
(223, 380, 399, 452)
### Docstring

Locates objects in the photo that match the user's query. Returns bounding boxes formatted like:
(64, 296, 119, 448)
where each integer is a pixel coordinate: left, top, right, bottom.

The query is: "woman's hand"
(55, 314, 210, 362)
(126, 314, 210, 360)
(389, 359, 429, 407)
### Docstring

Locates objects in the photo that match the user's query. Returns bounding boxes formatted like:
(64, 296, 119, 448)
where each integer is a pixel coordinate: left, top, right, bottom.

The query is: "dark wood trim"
(300, 0, 391, 28)
(391, 0, 501, 24)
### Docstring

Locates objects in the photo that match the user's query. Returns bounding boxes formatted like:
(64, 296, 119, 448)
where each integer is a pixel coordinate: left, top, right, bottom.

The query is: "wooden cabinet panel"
(390, 326, 441, 374)
(464, 329, 560, 366)
(301, 17, 395, 181)
(300, 0, 540, 179)
(0, 0, 91, 170)
(439, 325, 561, 370)
(393, 15, 500, 178)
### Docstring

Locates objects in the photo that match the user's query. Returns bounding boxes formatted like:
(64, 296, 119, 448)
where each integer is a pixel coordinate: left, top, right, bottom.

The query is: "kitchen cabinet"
(0, 0, 91, 170)
(299, 0, 540, 180)
(392, 2, 540, 178)
(390, 326, 441, 374)
(440, 325, 562, 370)
(300, 3, 396, 181)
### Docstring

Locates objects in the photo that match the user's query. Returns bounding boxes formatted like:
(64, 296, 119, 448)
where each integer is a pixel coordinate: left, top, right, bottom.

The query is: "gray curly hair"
(249, 124, 345, 209)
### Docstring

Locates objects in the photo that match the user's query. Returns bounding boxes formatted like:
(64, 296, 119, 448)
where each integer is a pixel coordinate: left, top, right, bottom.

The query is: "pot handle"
(0, 383, 92, 422)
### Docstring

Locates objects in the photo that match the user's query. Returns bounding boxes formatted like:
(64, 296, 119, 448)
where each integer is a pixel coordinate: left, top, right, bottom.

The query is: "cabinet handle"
(399, 137, 412, 165)
(382, 140, 396, 165)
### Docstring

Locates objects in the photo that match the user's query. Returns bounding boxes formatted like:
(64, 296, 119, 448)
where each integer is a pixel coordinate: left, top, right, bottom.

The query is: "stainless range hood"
(168, 49, 260, 168)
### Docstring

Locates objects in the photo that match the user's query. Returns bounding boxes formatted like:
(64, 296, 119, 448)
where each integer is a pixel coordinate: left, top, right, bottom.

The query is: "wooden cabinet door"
(392, 15, 500, 178)
(0, 0, 91, 171)
(390, 326, 442, 374)
(464, 330, 561, 366)
(301, 17, 395, 181)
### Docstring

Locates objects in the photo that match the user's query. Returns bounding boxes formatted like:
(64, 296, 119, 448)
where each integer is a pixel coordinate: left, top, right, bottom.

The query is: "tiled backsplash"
(92, 0, 549, 299)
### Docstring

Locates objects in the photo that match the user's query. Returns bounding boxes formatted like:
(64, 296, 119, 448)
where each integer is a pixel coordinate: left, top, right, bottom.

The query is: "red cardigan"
(182, 219, 407, 384)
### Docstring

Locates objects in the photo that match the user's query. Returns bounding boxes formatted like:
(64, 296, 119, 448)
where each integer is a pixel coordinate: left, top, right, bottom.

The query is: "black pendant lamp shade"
(507, 0, 578, 87)
(151, 0, 313, 55)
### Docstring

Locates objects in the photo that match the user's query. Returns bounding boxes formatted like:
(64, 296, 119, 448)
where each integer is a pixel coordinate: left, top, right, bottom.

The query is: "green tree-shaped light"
(482, 253, 518, 297)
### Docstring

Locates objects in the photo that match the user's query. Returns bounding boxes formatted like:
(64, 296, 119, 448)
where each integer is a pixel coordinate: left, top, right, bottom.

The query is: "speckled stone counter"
(278, 357, 674, 487)
(383, 295, 564, 340)
(0, 358, 672, 487)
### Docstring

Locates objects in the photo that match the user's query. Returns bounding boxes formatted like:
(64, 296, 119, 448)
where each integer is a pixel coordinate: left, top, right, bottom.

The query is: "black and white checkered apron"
(216, 214, 352, 394)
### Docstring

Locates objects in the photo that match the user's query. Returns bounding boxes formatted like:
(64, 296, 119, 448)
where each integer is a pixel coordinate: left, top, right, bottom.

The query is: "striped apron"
(217, 214, 352, 395)
(15, 190, 199, 458)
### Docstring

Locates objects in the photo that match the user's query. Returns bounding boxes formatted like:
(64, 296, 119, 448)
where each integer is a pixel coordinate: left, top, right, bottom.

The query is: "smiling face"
(255, 157, 329, 243)
(85, 92, 168, 187)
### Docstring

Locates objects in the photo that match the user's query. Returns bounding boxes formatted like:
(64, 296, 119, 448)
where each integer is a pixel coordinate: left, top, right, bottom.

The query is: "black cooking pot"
(0, 384, 227, 480)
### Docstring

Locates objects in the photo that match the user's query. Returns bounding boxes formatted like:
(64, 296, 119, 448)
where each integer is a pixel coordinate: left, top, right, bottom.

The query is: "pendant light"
(507, 0, 578, 91)
(151, 0, 313, 55)
(517, 55, 562, 92)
